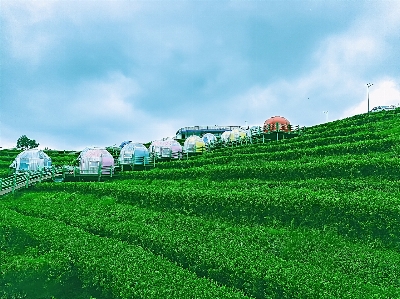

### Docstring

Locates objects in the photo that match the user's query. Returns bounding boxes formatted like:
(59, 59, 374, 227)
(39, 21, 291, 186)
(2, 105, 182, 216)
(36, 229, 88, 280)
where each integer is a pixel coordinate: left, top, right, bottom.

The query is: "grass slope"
(1, 109, 399, 298)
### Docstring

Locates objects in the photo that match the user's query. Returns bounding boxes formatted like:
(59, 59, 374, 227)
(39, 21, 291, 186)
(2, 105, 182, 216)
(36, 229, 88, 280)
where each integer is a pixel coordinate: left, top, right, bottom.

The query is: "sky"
(1, 0, 400, 150)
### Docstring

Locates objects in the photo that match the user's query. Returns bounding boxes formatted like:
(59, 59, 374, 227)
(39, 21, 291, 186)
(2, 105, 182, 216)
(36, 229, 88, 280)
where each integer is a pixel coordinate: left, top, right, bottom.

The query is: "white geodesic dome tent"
(202, 133, 217, 146)
(78, 147, 114, 175)
(10, 149, 52, 172)
(245, 126, 263, 139)
(248, 126, 263, 136)
(183, 135, 206, 154)
(149, 139, 183, 159)
(119, 142, 150, 166)
(220, 128, 247, 143)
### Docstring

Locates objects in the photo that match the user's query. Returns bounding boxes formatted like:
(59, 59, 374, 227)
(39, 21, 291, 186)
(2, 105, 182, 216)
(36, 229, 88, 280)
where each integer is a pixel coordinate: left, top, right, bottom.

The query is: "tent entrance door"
(89, 161, 100, 174)
(20, 158, 29, 171)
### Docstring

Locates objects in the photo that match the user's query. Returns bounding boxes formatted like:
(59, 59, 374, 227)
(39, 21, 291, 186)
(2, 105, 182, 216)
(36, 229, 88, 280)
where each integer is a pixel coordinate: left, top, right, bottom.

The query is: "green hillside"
(1, 109, 399, 298)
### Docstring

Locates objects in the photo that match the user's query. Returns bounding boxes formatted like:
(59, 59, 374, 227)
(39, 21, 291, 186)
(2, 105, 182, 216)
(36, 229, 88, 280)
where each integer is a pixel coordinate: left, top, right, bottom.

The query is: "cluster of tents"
(147, 127, 253, 160)
(9, 148, 115, 175)
(9, 120, 285, 175)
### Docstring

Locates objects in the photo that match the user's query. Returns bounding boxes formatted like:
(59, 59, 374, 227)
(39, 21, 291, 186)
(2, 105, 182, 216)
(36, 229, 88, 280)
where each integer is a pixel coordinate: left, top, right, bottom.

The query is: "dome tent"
(202, 133, 217, 146)
(119, 140, 132, 149)
(119, 142, 150, 168)
(183, 135, 206, 154)
(78, 147, 114, 175)
(149, 139, 182, 159)
(10, 149, 52, 172)
(220, 128, 247, 143)
(248, 126, 263, 136)
(264, 116, 291, 132)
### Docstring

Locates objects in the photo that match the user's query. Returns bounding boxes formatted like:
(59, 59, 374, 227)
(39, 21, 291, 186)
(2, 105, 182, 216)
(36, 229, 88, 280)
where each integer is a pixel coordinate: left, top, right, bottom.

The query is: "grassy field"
(1, 109, 399, 298)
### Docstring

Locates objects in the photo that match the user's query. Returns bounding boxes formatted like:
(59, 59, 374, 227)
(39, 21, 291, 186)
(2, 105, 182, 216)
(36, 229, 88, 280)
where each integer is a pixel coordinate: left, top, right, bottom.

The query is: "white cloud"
(341, 79, 400, 118)
(0, 0, 142, 65)
(228, 0, 400, 127)
(0, 1, 56, 64)
(2, 1, 400, 150)
(70, 72, 140, 121)
(0, 132, 17, 149)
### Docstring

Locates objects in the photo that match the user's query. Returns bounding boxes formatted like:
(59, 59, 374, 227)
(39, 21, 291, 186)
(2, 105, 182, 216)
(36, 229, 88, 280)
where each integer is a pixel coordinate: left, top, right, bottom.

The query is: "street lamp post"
(323, 111, 329, 123)
(367, 83, 373, 113)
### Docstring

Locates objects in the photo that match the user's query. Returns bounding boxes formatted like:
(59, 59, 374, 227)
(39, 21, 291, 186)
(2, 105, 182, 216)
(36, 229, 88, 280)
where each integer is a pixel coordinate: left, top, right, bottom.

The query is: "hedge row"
(36, 178, 400, 250)
(155, 137, 396, 170)
(0, 207, 249, 299)
(4, 192, 400, 299)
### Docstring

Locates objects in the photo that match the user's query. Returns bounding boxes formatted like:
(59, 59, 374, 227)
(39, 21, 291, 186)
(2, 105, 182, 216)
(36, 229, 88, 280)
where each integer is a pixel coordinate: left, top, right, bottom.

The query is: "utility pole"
(367, 83, 373, 113)
(323, 111, 329, 123)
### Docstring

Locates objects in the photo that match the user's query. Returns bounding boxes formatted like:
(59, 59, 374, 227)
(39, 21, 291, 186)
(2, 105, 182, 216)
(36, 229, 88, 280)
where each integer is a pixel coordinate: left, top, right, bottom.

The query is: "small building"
(370, 105, 396, 112)
(183, 135, 206, 154)
(149, 139, 183, 159)
(220, 128, 247, 143)
(176, 125, 242, 139)
(78, 147, 114, 175)
(9, 149, 52, 172)
(118, 142, 150, 169)
(264, 116, 291, 132)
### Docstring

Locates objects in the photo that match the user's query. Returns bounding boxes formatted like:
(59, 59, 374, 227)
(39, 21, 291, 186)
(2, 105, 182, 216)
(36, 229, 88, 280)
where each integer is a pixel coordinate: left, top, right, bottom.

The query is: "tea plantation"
(1, 109, 399, 298)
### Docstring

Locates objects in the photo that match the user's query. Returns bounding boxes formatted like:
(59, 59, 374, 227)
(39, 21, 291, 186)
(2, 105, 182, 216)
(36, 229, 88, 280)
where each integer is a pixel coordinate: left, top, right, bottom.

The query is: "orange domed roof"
(264, 116, 291, 132)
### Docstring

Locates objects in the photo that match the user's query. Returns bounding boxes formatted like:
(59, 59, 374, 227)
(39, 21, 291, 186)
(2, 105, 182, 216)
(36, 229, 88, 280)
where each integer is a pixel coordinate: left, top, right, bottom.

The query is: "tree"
(16, 135, 39, 150)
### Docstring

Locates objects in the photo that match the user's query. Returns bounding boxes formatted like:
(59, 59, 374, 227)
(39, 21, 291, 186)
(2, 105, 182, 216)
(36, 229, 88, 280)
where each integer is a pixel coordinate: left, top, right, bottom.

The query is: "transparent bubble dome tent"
(78, 147, 114, 175)
(248, 126, 263, 136)
(119, 142, 150, 167)
(149, 139, 183, 159)
(10, 149, 52, 172)
(202, 133, 217, 146)
(183, 135, 206, 154)
(220, 128, 247, 143)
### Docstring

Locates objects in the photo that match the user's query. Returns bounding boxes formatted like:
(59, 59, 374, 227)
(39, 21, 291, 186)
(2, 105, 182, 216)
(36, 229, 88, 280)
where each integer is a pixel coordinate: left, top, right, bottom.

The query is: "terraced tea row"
(304, 109, 399, 136)
(121, 155, 400, 182)
(196, 131, 385, 158)
(36, 179, 400, 250)
(0, 207, 249, 299)
(3, 192, 399, 299)
(157, 137, 396, 169)
(0, 247, 99, 299)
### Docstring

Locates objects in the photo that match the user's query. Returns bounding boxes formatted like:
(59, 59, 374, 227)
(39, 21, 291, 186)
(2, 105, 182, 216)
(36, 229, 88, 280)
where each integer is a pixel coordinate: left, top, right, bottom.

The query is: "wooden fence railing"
(0, 166, 64, 196)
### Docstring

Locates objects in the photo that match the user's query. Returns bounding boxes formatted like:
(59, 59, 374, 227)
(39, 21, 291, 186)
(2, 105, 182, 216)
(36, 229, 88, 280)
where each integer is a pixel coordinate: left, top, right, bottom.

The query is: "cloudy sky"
(1, 0, 400, 150)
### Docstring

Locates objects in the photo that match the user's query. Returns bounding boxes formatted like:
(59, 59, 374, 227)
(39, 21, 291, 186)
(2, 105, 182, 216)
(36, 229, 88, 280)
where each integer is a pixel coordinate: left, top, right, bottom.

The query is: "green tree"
(16, 135, 39, 150)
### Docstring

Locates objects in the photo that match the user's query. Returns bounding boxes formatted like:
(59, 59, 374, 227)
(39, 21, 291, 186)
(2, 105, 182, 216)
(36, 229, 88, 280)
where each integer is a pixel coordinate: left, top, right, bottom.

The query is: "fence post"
(12, 172, 17, 194)
(276, 123, 280, 141)
(0, 178, 2, 192)
(25, 171, 29, 188)
(98, 155, 102, 182)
